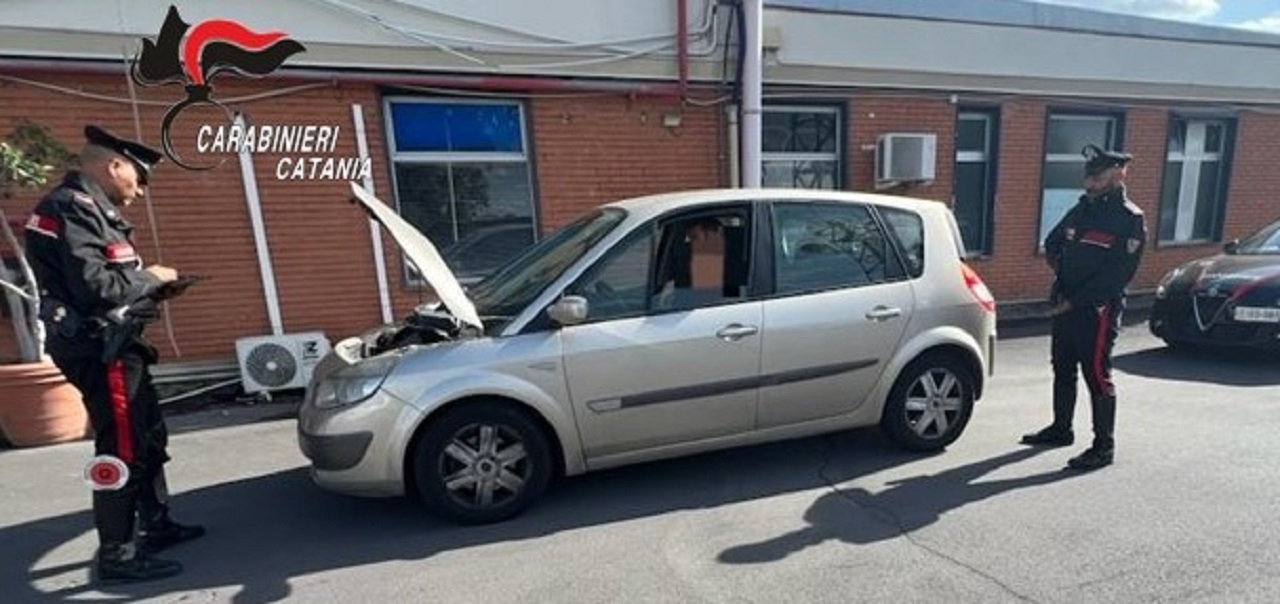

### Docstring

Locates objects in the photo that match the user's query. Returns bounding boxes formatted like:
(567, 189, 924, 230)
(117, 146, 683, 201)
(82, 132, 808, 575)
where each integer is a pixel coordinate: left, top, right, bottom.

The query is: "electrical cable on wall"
(313, 0, 720, 55)
(375, 0, 720, 52)
(0, 73, 330, 107)
(308, 0, 723, 73)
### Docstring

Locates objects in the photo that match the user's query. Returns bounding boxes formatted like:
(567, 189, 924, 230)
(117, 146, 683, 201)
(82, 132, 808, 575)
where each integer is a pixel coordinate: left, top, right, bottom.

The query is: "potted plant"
(0, 120, 88, 447)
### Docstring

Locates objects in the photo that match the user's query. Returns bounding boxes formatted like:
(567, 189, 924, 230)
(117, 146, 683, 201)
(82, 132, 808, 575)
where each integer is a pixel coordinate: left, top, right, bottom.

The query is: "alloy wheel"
(902, 367, 965, 439)
(438, 422, 530, 509)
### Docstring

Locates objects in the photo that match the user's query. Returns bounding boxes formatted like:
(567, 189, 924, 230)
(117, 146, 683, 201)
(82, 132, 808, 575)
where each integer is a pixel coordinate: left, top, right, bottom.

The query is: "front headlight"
(1155, 266, 1187, 300)
(312, 354, 400, 410)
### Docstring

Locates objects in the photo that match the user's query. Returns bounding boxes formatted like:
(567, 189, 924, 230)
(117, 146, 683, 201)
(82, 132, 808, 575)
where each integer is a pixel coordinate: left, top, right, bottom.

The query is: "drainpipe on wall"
(235, 113, 284, 336)
(350, 104, 393, 325)
(740, 0, 763, 188)
(726, 103, 741, 187)
(677, 0, 689, 100)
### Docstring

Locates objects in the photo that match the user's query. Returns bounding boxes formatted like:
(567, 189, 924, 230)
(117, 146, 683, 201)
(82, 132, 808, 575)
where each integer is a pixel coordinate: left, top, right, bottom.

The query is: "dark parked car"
(1149, 219, 1280, 350)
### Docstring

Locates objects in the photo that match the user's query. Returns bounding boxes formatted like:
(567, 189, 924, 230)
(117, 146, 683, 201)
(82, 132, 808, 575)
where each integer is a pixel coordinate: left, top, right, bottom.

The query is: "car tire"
(412, 402, 553, 524)
(880, 354, 976, 452)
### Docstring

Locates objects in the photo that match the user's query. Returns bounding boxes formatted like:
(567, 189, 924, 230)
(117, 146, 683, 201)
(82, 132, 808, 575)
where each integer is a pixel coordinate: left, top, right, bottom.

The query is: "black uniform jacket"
(24, 172, 163, 357)
(1045, 185, 1147, 309)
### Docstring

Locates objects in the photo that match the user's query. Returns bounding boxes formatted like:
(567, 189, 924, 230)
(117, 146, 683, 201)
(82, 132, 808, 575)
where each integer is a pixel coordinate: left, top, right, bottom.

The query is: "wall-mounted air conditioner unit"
(876, 133, 937, 187)
(235, 332, 331, 393)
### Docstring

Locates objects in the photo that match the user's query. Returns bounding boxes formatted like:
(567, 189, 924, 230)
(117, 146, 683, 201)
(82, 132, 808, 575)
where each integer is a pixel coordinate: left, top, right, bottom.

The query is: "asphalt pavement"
(2, 322, 1279, 604)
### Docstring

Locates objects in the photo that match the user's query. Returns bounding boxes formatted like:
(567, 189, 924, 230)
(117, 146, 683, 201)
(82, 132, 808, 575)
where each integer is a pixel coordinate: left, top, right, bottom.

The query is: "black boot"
(94, 545, 182, 585)
(1067, 446, 1114, 471)
(138, 517, 206, 554)
(1019, 425, 1074, 447)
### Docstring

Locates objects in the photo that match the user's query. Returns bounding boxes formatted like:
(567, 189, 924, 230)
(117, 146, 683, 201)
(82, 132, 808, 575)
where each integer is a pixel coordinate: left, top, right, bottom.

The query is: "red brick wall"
(958, 100, 1276, 303)
(965, 100, 1047, 302)
(0, 72, 396, 362)
(847, 96, 955, 203)
(530, 96, 721, 230)
(1219, 110, 1280, 250)
(6, 67, 1280, 364)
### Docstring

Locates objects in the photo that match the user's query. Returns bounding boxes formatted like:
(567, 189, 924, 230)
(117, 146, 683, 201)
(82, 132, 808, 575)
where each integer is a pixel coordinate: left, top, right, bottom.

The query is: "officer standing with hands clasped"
(1020, 144, 1147, 472)
(24, 125, 204, 584)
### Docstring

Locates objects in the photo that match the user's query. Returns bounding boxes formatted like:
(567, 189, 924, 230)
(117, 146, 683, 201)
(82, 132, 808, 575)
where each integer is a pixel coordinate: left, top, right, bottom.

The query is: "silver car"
(298, 184, 997, 524)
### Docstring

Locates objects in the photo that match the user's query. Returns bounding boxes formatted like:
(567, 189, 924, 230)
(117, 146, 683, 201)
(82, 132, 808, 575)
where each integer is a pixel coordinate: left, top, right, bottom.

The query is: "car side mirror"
(547, 295, 589, 326)
(1223, 239, 1240, 255)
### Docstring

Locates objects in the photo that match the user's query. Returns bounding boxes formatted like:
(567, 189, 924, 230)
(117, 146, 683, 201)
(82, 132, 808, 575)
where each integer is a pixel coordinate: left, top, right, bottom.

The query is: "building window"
(761, 106, 842, 189)
(384, 97, 538, 282)
(1039, 113, 1119, 246)
(1159, 118, 1233, 244)
(954, 110, 998, 256)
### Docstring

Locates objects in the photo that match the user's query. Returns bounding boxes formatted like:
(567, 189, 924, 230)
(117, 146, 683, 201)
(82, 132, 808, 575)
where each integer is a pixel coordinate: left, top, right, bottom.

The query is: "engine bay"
(359, 304, 480, 357)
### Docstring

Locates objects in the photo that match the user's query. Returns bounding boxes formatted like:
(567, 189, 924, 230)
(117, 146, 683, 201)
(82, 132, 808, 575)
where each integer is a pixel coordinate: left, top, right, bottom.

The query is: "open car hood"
(348, 182, 483, 330)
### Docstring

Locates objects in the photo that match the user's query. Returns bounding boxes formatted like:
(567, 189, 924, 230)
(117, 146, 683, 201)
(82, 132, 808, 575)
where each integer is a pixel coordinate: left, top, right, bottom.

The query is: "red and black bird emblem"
(132, 5, 306, 169)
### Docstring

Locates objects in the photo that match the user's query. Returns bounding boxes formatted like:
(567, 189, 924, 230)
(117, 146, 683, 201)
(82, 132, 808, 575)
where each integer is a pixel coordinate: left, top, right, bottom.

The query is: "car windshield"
(468, 208, 627, 318)
(1235, 220, 1280, 255)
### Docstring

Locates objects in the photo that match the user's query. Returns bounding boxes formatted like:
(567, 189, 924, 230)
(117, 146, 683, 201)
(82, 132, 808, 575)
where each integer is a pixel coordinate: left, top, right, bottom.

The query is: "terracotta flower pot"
(0, 360, 90, 447)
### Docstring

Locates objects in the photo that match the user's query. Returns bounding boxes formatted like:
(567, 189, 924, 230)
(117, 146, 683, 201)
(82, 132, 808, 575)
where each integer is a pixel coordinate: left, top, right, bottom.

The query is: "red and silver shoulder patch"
(24, 214, 60, 239)
(105, 242, 138, 264)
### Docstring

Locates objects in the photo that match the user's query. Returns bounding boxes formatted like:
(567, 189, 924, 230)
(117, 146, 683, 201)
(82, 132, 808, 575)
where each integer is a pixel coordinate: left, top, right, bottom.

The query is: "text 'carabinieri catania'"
(196, 124, 371, 180)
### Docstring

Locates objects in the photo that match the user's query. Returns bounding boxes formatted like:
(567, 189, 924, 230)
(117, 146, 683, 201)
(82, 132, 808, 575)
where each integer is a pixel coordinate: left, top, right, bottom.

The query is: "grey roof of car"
(768, 0, 1280, 48)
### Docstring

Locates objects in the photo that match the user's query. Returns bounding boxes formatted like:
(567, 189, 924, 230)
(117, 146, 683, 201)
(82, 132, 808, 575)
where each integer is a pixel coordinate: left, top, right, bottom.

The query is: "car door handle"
(865, 306, 902, 321)
(715, 323, 759, 342)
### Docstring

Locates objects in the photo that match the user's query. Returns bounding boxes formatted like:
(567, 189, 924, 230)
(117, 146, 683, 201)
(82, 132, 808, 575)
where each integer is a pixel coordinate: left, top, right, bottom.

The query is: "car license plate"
(1233, 306, 1280, 323)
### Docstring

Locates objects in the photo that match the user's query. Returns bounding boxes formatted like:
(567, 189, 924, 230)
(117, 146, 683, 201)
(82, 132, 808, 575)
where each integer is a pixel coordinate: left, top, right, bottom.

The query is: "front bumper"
(1149, 296, 1280, 349)
(297, 386, 418, 498)
(297, 429, 373, 472)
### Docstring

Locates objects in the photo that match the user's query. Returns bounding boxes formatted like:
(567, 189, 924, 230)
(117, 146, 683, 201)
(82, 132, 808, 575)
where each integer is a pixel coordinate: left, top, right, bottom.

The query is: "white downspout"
(236, 113, 284, 336)
(741, 0, 763, 188)
(350, 104, 394, 324)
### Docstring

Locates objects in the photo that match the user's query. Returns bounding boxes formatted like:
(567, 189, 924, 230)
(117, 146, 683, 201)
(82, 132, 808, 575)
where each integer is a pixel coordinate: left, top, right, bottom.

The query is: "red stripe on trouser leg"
(107, 359, 135, 464)
(1091, 306, 1114, 398)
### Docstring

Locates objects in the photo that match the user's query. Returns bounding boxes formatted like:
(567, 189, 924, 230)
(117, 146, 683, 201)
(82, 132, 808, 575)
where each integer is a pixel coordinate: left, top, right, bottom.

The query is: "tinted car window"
(772, 203, 896, 293)
(1236, 220, 1280, 255)
(568, 229, 654, 321)
(569, 207, 753, 321)
(468, 209, 625, 318)
(442, 223, 536, 279)
(880, 207, 926, 278)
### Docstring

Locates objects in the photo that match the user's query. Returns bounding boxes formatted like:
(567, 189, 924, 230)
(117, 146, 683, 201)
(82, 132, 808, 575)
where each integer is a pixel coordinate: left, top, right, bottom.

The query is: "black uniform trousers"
(52, 343, 173, 550)
(1050, 302, 1122, 450)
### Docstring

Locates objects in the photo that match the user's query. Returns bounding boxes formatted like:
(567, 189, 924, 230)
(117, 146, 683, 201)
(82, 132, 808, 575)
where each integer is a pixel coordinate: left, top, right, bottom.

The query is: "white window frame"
(1161, 119, 1228, 244)
(761, 105, 843, 190)
(383, 96, 537, 284)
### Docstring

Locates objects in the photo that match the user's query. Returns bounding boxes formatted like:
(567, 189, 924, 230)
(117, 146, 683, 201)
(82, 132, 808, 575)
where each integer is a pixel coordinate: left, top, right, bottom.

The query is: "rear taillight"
(962, 263, 996, 313)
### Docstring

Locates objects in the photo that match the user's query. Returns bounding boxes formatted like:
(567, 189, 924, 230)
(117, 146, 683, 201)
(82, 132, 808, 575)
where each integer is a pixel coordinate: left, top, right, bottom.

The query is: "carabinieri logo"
(132, 5, 306, 170)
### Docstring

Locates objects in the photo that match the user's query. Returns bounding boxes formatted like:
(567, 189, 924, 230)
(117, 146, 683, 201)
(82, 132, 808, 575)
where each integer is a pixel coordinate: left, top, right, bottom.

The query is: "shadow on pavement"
(1113, 345, 1280, 387)
(3, 428, 948, 603)
(998, 309, 1150, 341)
(718, 447, 1078, 564)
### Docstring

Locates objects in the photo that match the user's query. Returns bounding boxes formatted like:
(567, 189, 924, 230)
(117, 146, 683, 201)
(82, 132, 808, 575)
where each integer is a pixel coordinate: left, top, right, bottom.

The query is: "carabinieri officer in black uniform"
(24, 125, 204, 584)
(1021, 144, 1147, 471)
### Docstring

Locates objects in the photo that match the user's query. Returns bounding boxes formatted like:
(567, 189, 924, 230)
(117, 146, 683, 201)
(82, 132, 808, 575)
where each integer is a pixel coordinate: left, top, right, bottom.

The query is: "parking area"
(2, 325, 1279, 603)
